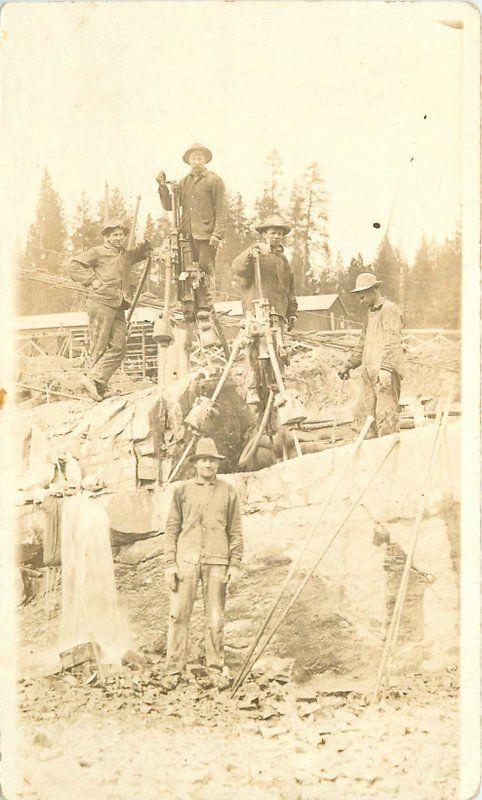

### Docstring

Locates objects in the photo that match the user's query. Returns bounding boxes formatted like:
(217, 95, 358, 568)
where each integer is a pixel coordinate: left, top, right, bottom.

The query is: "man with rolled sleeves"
(162, 438, 243, 691)
(69, 219, 151, 400)
(338, 272, 405, 438)
(156, 143, 228, 319)
(233, 215, 298, 406)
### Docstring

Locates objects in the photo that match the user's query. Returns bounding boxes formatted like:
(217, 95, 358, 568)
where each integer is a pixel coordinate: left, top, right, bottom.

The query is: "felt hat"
(351, 272, 382, 293)
(183, 143, 213, 164)
(101, 219, 130, 237)
(255, 215, 291, 235)
(190, 437, 225, 461)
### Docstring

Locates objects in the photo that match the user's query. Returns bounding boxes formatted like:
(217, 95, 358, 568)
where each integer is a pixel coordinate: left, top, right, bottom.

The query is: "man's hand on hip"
(224, 564, 241, 592)
(165, 564, 180, 592)
(209, 234, 221, 249)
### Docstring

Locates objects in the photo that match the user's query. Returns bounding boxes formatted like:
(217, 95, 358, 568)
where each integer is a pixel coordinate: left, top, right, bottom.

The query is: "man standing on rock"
(162, 438, 243, 691)
(69, 219, 152, 401)
(156, 143, 228, 320)
(338, 272, 405, 438)
(233, 215, 298, 406)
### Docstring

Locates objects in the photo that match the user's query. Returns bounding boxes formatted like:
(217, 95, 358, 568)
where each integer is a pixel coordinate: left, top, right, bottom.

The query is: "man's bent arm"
(345, 322, 366, 371)
(158, 182, 173, 212)
(69, 248, 98, 287)
(232, 247, 254, 288)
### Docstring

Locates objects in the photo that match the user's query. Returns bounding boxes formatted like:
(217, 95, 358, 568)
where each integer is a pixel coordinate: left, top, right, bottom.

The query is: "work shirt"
(233, 244, 298, 320)
(164, 477, 243, 568)
(345, 298, 405, 381)
(158, 169, 228, 241)
(69, 242, 150, 309)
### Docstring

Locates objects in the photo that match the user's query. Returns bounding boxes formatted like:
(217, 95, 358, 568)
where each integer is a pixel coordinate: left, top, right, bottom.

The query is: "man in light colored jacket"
(69, 219, 151, 400)
(162, 438, 243, 691)
(338, 272, 405, 438)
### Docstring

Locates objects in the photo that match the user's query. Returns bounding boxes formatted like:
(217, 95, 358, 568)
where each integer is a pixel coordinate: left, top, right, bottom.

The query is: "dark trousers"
(86, 299, 126, 388)
(191, 238, 216, 311)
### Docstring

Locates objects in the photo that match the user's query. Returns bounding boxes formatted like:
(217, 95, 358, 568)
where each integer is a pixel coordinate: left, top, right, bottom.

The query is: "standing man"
(162, 438, 243, 691)
(338, 272, 405, 438)
(233, 215, 298, 405)
(156, 143, 228, 319)
(69, 219, 151, 400)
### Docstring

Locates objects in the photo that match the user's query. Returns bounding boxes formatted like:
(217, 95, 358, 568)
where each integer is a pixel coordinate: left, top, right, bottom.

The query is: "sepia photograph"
(0, 1, 480, 798)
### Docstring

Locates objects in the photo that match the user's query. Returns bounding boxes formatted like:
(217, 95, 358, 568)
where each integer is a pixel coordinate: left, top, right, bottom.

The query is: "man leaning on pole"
(162, 438, 243, 691)
(338, 272, 405, 438)
(69, 219, 151, 401)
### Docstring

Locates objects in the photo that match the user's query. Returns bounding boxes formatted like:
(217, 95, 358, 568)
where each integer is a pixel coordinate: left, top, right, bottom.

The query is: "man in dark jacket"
(233, 215, 298, 405)
(156, 143, 228, 319)
(69, 219, 151, 400)
(162, 438, 243, 691)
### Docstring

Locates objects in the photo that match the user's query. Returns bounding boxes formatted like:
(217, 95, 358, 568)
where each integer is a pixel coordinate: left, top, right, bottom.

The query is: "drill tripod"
(165, 296, 306, 484)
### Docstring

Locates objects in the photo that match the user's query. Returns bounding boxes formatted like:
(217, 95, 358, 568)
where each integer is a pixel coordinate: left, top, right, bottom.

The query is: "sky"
(0, 1, 468, 266)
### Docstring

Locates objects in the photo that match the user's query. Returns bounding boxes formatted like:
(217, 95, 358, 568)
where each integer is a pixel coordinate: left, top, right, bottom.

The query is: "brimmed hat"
(102, 218, 130, 237)
(190, 437, 225, 461)
(351, 272, 382, 293)
(183, 143, 213, 164)
(255, 215, 291, 235)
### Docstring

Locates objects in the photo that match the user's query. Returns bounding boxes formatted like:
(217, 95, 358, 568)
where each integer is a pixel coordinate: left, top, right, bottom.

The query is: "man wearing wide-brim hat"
(232, 214, 298, 406)
(162, 437, 243, 691)
(69, 219, 152, 400)
(338, 272, 405, 438)
(156, 143, 228, 320)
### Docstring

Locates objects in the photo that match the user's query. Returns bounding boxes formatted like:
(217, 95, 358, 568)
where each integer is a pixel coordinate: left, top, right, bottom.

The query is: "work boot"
(79, 376, 102, 402)
(246, 389, 261, 406)
(208, 666, 231, 691)
(93, 379, 106, 399)
(160, 672, 181, 692)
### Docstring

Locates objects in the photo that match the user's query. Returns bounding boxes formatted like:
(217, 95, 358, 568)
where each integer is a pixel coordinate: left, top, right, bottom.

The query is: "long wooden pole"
(233, 417, 399, 695)
(371, 395, 453, 702)
(232, 415, 373, 691)
(127, 196, 141, 249)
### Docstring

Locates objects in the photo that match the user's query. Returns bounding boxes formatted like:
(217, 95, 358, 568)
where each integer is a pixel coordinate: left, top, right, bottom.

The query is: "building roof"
(296, 294, 348, 314)
(15, 294, 347, 330)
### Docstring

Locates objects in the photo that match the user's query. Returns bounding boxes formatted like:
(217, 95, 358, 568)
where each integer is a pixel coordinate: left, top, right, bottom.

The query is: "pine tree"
(216, 192, 256, 298)
(255, 149, 284, 220)
(288, 180, 308, 293)
(436, 227, 461, 328)
(404, 236, 435, 326)
(338, 253, 366, 322)
(97, 186, 132, 231)
(20, 169, 68, 313)
(71, 192, 101, 254)
(23, 169, 67, 273)
(372, 235, 404, 305)
(293, 162, 330, 291)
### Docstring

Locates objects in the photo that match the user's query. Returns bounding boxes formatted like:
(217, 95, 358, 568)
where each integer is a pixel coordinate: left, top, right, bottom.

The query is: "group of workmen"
(69, 142, 405, 691)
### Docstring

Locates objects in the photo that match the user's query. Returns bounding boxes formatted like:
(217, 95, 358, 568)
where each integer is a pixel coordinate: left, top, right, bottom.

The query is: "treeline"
(18, 154, 461, 328)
